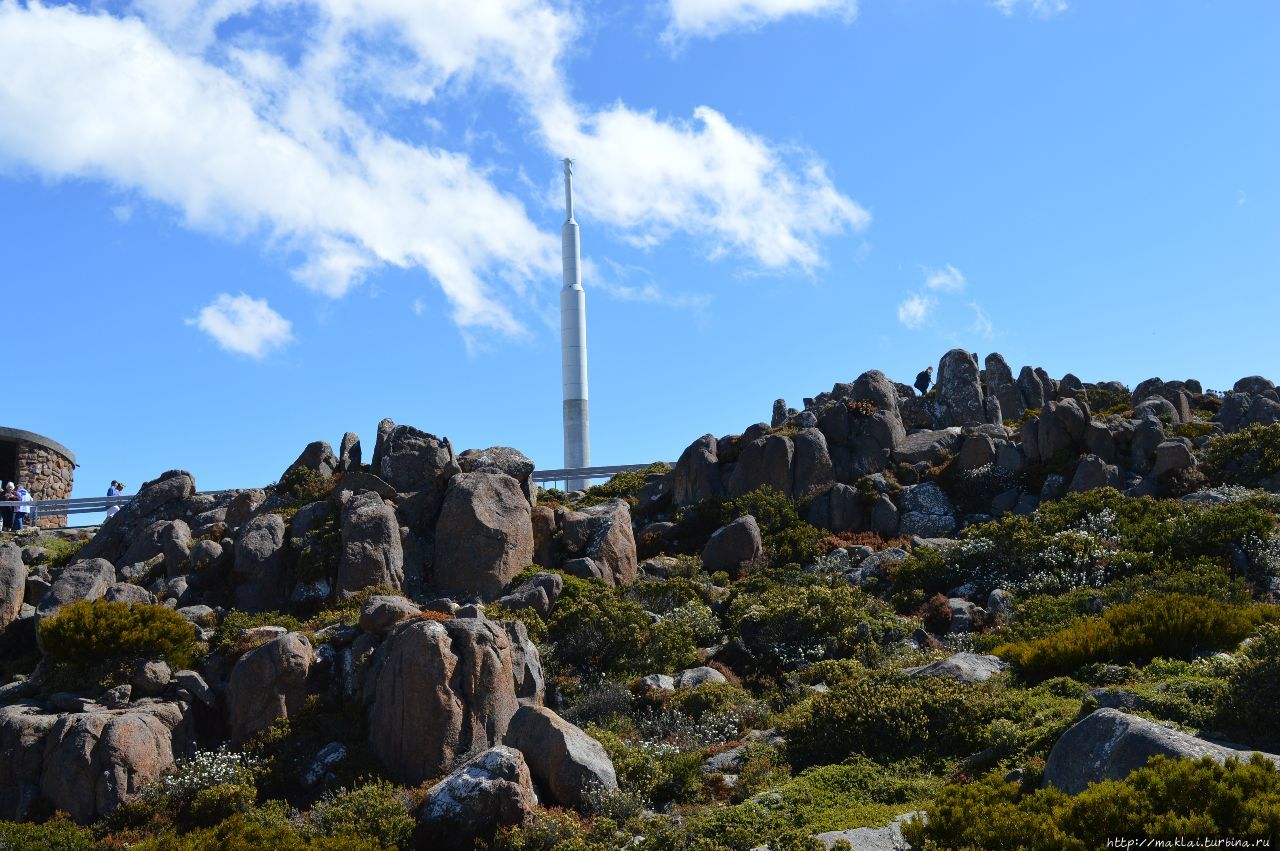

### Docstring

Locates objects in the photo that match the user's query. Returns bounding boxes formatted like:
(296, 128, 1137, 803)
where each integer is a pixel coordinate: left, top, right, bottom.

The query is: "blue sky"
(2, 0, 1277, 506)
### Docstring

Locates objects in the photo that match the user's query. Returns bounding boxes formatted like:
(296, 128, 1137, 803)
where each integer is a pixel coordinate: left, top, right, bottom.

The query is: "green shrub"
(679, 487, 823, 570)
(1205, 423, 1280, 486)
(779, 670, 1003, 767)
(0, 815, 96, 850)
(1217, 624, 1280, 751)
(188, 783, 257, 826)
(513, 574, 699, 680)
(904, 755, 1280, 850)
(729, 580, 910, 676)
(211, 610, 302, 658)
(996, 594, 1278, 679)
(35, 537, 89, 568)
(40, 600, 197, 670)
(277, 466, 336, 504)
(304, 780, 414, 848)
(126, 814, 387, 850)
(577, 463, 670, 508)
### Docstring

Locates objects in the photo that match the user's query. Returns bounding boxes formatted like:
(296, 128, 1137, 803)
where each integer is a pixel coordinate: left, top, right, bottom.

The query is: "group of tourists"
(0, 482, 33, 531)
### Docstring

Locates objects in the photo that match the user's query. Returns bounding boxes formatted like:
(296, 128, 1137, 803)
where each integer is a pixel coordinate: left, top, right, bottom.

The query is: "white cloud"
(593, 260, 712, 310)
(665, 0, 857, 40)
(188, 292, 294, 357)
(969, 300, 994, 339)
(991, 0, 1068, 18)
(897, 293, 935, 329)
(923, 263, 966, 293)
(0, 0, 865, 338)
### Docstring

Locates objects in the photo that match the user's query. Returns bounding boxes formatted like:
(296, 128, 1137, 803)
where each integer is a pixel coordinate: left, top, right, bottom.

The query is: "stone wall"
(0, 430, 76, 529)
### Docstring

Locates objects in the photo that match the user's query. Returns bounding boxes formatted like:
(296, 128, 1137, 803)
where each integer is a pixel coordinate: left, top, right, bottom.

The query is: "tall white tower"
(560, 158, 590, 491)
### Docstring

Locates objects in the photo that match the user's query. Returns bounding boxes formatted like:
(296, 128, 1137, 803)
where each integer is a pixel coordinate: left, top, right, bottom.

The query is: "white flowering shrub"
(161, 748, 258, 800)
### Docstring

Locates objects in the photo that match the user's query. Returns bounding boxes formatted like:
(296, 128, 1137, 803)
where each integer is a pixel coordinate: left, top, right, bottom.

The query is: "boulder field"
(0, 352, 1278, 848)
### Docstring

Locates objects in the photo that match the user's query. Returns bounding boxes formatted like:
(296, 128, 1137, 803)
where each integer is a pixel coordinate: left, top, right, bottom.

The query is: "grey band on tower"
(560, 158, 590, 491)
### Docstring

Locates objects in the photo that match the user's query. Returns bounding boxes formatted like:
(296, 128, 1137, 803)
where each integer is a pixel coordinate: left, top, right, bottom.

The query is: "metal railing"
(11, 465, 671, 526)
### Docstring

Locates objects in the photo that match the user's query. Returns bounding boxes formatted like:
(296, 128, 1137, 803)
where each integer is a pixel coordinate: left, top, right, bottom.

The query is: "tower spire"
(559, 158, 589, 490)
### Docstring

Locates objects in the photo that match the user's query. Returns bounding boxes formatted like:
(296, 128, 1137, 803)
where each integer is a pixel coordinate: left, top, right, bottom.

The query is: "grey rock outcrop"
(727, 433, 794, 498)
(434, 472, 535, 601)
(338, 431, 362, 472)
(368, 618, 519, 784)
(504, 705, 618, 810)
(36, 558, 115, 631)
(282, 440, 338, 483)
(0, 700, 192, 824)
(904, 653, 1007, 684)
(673, 435, 721, 508)
(358, 595, 420, 636)
(559, 499, 637, 587)
(1043, 708, 1280, 795)
(459, 447, 537, 507)
(415, 745, 538, 851)
(701, 515, 763, 577)
(935, 349, 985, 427)
(0, 544, 25, 630)
(232, 513, 289, 612)
(75, 471, 195, 565)
(337, 491, 405, 598)
(226, 632, 314, 746)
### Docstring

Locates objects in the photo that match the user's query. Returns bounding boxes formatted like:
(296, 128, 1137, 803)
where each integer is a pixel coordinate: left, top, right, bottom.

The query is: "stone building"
(0, 428, 75, 528)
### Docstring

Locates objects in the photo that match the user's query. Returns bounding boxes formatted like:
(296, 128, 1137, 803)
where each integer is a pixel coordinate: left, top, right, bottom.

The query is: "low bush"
(0, 815, 96, 850)
(577, 463, 670, 508)
(40, 600, 197, 670)
(35, 536, 89, 568)
(904, 755, 1280, 849)
(210, 610, 303, 658)
(1204, 423, 1280, 486)
(1217, 624, 1280, 751)
(995, 594, 1279, 679)
(304, 780, 414, 848)
(504, 573, 700, 680)
(728, 580, 910, 677)
(679, 487, 824, 569)
(125, 814, 387, 850)
(779, 670, 1003, 767)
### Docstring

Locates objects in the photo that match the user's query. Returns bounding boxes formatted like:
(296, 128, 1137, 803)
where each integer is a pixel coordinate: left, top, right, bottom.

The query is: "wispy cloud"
(188, 293, 294, 358)
(592, 260, 713, 310)
(991, 0, 1068, 18)
(897, 293, 935, 329)
(923, 264, 966, 293)
(0, 1, 867, 344)
(968, 300, 994, 339)
(664, 0, 857, 41)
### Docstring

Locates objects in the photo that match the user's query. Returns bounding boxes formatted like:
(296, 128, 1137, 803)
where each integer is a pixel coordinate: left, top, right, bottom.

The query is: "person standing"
(14, 485, 31, 531)
(106, 481, 125, 518)
(914, 365, 934, 395)
(0, 483, 16, 532)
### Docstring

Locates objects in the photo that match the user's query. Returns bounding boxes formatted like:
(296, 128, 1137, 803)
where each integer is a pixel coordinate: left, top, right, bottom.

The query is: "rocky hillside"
(2, 348, 1279, 849)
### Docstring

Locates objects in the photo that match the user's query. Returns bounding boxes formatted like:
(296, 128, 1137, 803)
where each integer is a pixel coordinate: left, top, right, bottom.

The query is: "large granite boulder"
(337, 491, 405, 598)
(232, 513, 289, 612)
(892, 428, 962, 466)
(0, 700, 192, 824)
(0, 544, 25, 630)
(281, 440, 338, 483)
(559, 499, 638, 587)
(903, 653, 1007, 683)
(701, 515, 763, 577)
(374, 423, 461, 496)
(897, 482, 956, 538)
(791, 428, 835, 498)
(367, 618, 519, 784)
(1043, 708, 1280, 795)
(75, 471, 196, 565)
(496, 572, 564, 620)
(984, 353, 1025, 422)
(35, 558, 115, 634)
(459, 447, 537, 507)
(727, 433, 794, 498)
(673, 434, 722, 508)
(935, 349, 985, 427)
(434, 473, 535, 600)
(338, 431, 362, 472)
(504, 705, 617, 810)
(226, 632, 314, 746)
(415, 745, 538, 851)
(1017, 365, 1048, 412)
